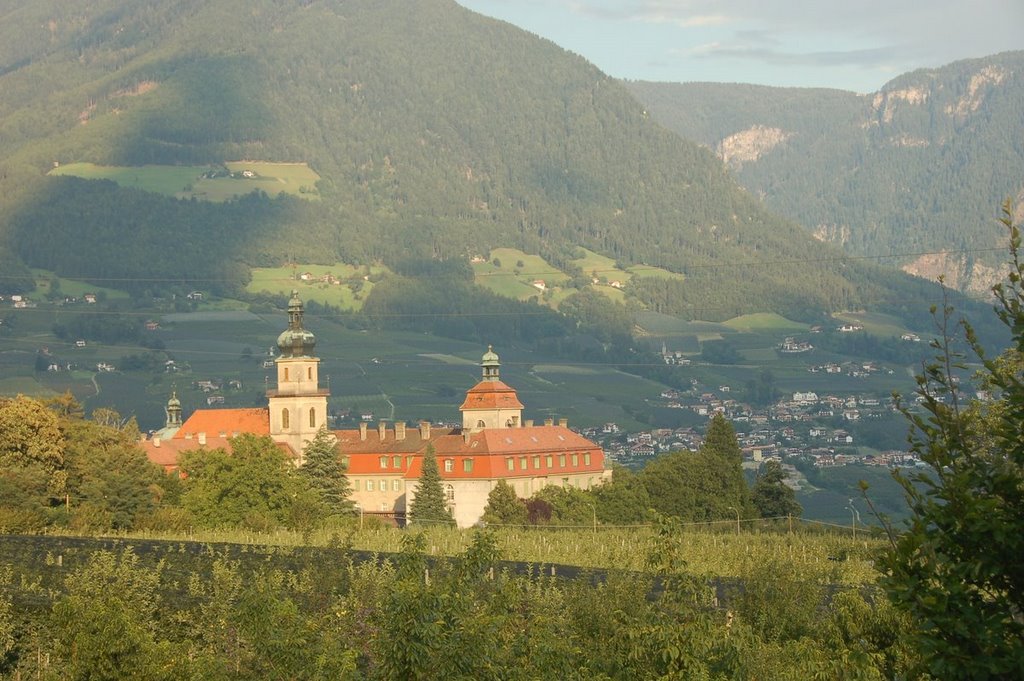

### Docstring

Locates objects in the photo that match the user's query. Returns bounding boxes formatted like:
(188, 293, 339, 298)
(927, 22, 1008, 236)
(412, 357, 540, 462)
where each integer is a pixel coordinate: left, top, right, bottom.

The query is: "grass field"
(832, 311, 913, 338)
(48, 162, 208, 194)
(31, 270, 130, 301)
(245, 263, 388, 310)
(48, 161, 321, 202)
(569, 247, 633, 283)
(723, 313, 809, 332)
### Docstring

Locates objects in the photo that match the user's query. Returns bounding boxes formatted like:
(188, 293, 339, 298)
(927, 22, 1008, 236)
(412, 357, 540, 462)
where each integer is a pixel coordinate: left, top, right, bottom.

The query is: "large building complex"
(143, 293, 609, 526)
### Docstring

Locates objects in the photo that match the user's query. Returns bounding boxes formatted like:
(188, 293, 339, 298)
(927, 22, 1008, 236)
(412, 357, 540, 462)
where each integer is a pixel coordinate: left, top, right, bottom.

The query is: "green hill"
(626, 51, 1024, 294)
(0, 0, 941, 321)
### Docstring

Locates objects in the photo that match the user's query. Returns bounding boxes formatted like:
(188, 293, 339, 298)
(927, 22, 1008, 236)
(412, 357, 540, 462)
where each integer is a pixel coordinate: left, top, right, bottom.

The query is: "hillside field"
(47, 161, 321, 202)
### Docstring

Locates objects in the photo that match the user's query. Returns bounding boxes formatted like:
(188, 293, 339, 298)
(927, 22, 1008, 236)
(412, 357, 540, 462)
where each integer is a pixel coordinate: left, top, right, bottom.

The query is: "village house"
(142, 293, 609, 527)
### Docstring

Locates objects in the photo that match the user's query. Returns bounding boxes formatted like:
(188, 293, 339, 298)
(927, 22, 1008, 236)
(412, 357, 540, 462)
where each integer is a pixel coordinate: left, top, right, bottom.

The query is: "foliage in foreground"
(0, 530, 918, 680)
(880, 204, 1024, 678)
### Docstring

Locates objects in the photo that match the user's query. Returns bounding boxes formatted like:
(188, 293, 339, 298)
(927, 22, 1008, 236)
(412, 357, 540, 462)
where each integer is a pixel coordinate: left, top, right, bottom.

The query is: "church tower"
(460, 346, 523, 431)
(165, 390, 182, 429)
(267, 291, 328, 459)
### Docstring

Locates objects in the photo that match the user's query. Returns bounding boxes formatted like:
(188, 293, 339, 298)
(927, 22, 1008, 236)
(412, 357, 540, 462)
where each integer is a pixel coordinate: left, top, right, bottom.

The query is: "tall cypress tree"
(409, 445, 453, 526)
(698, 413, 754, 518)
(299, 427, 353, 515)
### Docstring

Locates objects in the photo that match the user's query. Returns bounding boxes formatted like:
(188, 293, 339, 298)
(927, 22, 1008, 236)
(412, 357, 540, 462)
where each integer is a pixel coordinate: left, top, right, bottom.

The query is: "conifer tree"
(751, 460, 802, 518)
(409, 445, 453, 526)
(299, 427, 353, 515)
(700, 413, 754, 517)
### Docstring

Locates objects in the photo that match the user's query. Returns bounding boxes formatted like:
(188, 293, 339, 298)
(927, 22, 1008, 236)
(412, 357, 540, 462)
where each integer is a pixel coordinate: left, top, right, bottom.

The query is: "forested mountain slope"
(626, 52, 1024, 294)
(0, 0, 933, 319)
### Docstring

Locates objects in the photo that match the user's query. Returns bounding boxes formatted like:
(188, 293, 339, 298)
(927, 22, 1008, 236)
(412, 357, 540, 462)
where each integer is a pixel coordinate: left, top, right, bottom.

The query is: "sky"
(456, 0, 1023, 93)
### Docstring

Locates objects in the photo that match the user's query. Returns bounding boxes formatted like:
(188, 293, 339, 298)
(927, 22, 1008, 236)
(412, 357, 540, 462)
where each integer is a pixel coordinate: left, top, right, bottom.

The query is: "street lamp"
(727, 505, 740, 536)
(847, 499, 861, 539)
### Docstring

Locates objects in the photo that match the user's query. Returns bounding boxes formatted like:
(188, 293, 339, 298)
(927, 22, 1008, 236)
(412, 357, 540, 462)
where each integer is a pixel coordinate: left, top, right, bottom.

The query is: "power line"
(0, 245, 1011, 284)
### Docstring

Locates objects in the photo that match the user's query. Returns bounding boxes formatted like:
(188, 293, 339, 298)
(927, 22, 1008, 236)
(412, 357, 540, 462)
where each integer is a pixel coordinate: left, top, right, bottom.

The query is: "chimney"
(359, 422, 368, 441)
(153, 438, 161, 448)
(524, 419, 533, 428)
(558, 418, 568, 428)
(378, 422, 387, 441)
(198, 432, 206, 445)
(419, 421, 431, 439)
(464, 430, 472, 444)
(184, 432, 193, 439)
(395, 421, 406, 441)
(544, 418, 554, 427)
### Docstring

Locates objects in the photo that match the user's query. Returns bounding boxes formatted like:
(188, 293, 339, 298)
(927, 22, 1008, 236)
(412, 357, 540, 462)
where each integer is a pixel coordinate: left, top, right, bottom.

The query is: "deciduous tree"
(880, 204, 1024, 678)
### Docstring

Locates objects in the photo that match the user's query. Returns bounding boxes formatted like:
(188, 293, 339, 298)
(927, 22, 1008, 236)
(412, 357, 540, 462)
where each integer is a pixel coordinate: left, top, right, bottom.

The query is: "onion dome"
(165, 390, 182, 428)
(277, 291, 317, 357)
(481, 345, 500, 381)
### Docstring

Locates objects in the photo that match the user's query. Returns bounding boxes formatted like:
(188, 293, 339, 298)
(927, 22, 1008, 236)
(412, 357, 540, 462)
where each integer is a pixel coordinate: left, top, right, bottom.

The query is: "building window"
(559, 454, 566, 467)
(281, 408, 290, 429)
(366, 480, 374, 491)
(533, 456, 541, 469)
(307, 367, 313, 380)
(392, 455, 401, 469)
(309, 407, 316, 428)
(444, 459, 454, 473)
(379, 456, 388, 469)
(477, 419, 486, 428)
(445, 484, 455, 504)
(284, 367, 290, 381)
(380, 479, 387, 491)
(519, 456, 527, 470)
(584, 453, 591, 466)
(506, 457, 515, 471)
(392, 479, 402, 491)
(463, 458, 474, 473)
(571, 453, 579, 467)
(340, 456, 350, 469)
(546, 455, 553, 468)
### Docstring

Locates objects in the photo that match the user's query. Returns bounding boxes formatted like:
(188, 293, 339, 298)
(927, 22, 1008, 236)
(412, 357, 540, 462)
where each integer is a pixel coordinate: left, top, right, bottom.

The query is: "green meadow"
(48, 161, 321, 202)
(245, 263, 388, 310)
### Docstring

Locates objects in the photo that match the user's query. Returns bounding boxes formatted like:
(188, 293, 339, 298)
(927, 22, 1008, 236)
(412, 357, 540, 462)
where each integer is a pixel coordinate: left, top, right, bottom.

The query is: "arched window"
(282, 408, 290, 429)
(445, 484, 455, 504)
(309, 407, 316, 428)
(477, 420, 486, 428)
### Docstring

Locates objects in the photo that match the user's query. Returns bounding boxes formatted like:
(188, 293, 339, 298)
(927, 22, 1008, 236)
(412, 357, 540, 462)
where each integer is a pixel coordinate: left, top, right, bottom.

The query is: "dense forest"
(0, 0, 951, 319)
(626, 52, 1024, 293)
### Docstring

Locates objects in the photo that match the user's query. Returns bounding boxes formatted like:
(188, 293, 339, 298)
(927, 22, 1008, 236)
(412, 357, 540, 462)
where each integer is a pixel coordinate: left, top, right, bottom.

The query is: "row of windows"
(505, 452, 591, 471)
(365, 479, 403, 492)
(281, 408, 316, 429)
(367, 451, 595, 477)
(359, 476, 596, 497)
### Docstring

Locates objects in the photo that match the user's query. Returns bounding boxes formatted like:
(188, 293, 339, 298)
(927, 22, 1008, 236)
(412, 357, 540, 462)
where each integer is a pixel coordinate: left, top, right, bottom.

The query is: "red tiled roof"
(338, 425, 604, 480)
(174, 408, 270, 438)
(143, 435, 293, 471)
(459, 380, 524, 410)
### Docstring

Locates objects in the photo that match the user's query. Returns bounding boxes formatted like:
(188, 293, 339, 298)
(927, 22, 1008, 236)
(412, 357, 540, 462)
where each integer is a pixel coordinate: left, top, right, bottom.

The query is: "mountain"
(625, 52, 1024, 294)
(0, 0, 941, 321)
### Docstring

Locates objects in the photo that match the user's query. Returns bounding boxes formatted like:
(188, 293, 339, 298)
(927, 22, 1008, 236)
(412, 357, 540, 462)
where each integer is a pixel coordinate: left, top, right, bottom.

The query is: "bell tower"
(267, 291, 329, 459)
(460, 346, 523, 431)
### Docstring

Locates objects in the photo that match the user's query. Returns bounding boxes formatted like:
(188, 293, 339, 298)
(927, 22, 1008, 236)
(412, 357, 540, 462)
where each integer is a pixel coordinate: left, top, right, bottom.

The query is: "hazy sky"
(456, 0, 1023, 93)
